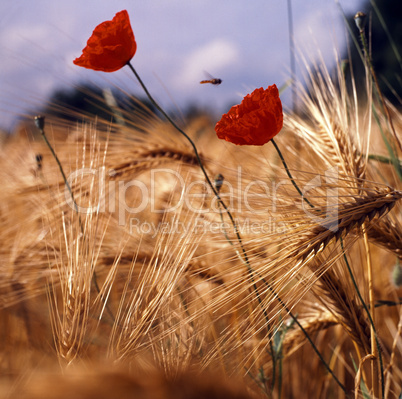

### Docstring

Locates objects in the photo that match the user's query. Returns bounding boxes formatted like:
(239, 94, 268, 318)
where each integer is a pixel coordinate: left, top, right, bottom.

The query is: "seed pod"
(354, 12, 366, 32)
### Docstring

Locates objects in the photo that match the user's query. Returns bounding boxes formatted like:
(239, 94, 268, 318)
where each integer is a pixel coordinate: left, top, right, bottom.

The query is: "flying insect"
(200, 72, 222, 85)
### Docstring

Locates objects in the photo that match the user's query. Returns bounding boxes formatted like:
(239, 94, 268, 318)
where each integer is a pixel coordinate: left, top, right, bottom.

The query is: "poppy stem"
(126, 62, 249, 259)
(270, 139, 355, 393)
(126, 64, 216, 198)
(259, 274, 348, 394)
(271, 138, 315, 209)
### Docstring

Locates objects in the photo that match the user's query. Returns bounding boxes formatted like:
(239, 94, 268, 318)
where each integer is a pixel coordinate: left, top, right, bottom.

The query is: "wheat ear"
(364, 216, 402, 260)
(291, 188, 401, 262)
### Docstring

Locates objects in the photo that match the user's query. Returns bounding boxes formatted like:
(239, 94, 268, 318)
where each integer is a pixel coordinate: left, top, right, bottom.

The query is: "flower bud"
(34, 115, 45, 131)
(214, 174, 224, 193)
(35, 154, 43, 170)
(354, 12, 366, 32)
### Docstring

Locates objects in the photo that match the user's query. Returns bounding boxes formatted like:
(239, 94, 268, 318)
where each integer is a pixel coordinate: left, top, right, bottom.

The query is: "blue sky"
(0, 0, 364, 131)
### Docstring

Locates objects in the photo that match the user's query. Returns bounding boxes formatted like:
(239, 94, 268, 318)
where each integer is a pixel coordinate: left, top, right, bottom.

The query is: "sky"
(0, 0, 365, 132)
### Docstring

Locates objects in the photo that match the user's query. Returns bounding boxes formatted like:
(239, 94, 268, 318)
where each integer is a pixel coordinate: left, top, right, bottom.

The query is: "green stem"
(271, 138, 315, 209)
(375, 299, 402, 308)
(368, 153, 402, 165)
(260, 276, 348, 394)
(368, 152, 402, 179)
(127, 62, 250, 263)
(269, 138, 351, 393)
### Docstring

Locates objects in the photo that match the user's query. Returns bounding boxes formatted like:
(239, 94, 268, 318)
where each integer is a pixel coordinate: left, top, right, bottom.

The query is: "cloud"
(293, 5, 345, 65)
(174, 38, 239, 88)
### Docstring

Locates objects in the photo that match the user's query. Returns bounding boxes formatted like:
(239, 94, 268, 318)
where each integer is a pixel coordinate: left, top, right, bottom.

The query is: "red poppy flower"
(73, 10, 136, 72)
(215, 84, 283, 146)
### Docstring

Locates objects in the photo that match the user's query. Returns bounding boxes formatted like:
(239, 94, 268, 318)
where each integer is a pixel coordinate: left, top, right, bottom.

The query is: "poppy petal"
(215, 85, 283, 146)
(73, 10, 137, 72)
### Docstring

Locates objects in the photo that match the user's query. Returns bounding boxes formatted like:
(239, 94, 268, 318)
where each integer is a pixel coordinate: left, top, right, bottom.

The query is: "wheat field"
(0, 47, 401, 398)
